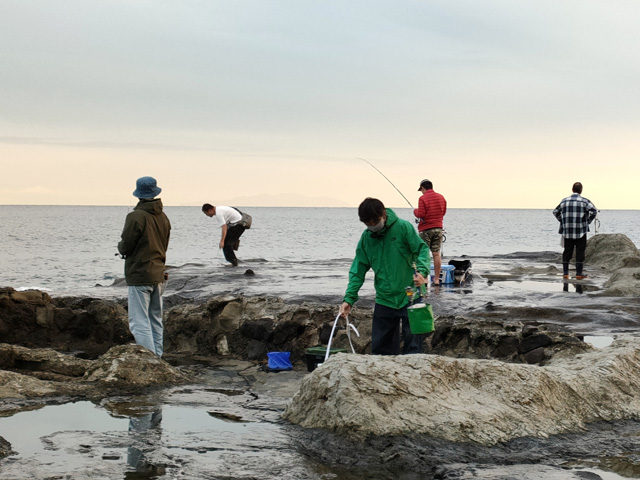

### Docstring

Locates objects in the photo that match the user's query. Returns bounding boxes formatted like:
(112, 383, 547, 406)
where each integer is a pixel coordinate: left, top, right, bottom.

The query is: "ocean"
(2, 206, 640, 480)
(1, 205, 638, 300)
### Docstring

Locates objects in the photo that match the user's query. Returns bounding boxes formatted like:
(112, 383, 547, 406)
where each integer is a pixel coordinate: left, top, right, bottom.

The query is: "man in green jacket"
(339, 197, 430, 355)
(118, 176, 171, 357)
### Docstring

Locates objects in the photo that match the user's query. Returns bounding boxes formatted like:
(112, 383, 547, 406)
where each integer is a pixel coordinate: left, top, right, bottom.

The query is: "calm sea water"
(0, 206, 638, 298)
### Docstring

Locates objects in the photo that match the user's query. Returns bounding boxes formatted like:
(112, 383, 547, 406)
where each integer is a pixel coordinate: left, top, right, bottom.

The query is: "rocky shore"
(1, 233, 640, 479)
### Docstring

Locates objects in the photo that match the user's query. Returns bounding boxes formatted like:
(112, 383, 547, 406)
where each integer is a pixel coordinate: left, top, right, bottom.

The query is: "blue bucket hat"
(133, 176, 162, 199)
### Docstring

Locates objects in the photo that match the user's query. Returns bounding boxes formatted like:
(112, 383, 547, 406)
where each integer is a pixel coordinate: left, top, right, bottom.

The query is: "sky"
(1, 0, 639, 209)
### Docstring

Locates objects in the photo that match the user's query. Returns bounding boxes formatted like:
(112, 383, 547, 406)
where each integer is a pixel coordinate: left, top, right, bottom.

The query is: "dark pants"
(372, 303, 423, 355)
(562, 235, 587, 276)
(222, 224, 245, 266)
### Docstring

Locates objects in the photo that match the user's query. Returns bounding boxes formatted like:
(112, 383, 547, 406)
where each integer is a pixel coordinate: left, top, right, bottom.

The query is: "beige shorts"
(419, 228, 443, 253)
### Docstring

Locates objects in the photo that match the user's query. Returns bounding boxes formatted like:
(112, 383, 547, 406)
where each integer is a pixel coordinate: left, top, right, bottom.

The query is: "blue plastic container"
(267, 352, 293, 371)
(430, 264, 455, 284)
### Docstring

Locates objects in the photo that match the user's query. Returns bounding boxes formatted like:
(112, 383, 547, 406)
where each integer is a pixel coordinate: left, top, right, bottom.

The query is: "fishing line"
(358, 157, 448, 253)
(357, 157, 414, 209)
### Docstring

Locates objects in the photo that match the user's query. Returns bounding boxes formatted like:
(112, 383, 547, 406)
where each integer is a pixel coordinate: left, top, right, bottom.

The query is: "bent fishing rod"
(357, 157, 414, 209)
(357, 158, 446, 246)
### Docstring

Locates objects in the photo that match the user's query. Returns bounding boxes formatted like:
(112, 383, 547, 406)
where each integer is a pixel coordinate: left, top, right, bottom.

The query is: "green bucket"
(407, 303, 434, 334)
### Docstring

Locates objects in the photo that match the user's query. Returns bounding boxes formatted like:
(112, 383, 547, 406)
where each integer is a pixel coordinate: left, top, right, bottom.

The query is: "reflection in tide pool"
(0, 400, 278, 479)
(0, 401, 128, 458)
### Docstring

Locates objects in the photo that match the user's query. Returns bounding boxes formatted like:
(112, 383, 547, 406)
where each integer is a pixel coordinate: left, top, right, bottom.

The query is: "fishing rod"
(357, 157, 414, 209)
(358, 157, 448, 249)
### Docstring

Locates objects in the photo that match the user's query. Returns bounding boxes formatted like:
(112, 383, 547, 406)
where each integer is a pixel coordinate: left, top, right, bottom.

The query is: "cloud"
(0, 1, 639, 208)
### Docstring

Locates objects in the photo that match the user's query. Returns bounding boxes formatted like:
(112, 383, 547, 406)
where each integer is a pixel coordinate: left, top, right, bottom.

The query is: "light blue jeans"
(128, 283, 165, 357)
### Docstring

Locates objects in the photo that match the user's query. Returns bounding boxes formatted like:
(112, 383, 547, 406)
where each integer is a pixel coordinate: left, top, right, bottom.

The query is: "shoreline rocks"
(283, 336, 640, 445)
(1, 233, 639, 448)
(0, 343, 191, 402)
(0, 287, 132, 358)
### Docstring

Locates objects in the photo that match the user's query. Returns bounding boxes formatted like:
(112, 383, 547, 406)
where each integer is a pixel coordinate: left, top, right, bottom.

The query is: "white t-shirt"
(214, 206, 242, 227)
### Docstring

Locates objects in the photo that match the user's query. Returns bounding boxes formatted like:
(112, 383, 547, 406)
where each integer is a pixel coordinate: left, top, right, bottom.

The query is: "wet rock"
(164, 295, 361, 361)
(246, 340, 269, 360)
(524, 346, 546, 364)
(83, 344, 191, 390)
(239, 317, 274, 341)
(0, 287, 132, 357)
(518, 333, 553, 354)
(436, 464, 601, 479)
(426, 318, 590, 364)
(0, 436, 12, 459)
(0, 345, 191, 401)
(0, 343, 91, 378)
(283, 336, 640, 446)
(491, 335, 519, 357)
(0, 369, 66, 399)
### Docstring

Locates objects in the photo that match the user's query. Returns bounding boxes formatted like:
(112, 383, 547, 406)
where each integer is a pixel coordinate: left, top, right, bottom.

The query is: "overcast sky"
(1, 0, 639, 208)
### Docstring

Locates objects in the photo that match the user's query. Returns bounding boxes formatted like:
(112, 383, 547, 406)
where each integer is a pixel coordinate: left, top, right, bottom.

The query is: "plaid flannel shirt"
(553, 193, 597, 239)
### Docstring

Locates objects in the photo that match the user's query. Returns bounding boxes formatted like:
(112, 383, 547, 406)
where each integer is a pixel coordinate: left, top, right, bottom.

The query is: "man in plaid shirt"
(553, 182, 598, 280)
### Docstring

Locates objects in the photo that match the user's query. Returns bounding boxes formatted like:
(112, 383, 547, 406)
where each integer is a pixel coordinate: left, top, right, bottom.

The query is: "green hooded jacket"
(343, 208, 430, 309)
(118, 198, 171, 286)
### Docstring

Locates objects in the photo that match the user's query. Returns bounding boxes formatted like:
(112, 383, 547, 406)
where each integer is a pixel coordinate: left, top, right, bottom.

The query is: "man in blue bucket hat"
(340, 197, 430, 355)
(118, 176, 171, 357)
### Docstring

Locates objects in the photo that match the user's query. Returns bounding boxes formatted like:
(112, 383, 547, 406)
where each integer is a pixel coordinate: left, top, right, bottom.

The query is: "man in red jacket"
(413, 179, 447, 285)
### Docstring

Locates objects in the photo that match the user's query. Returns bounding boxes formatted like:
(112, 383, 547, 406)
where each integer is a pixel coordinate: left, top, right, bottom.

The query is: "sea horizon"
(2, 205, 638, 299)
(2, 204, 639, 212)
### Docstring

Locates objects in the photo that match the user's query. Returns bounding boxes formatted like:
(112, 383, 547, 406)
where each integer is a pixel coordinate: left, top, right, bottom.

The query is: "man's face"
(204, 208, 215, 217)
(363, 212, 387, 232)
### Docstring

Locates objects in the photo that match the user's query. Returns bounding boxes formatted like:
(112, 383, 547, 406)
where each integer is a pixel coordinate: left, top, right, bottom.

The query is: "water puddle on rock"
(0, 400, 288, 479)
(583, 335, 615, 349)
(1, 396, 639, 479)
(487, 278, 595, 294)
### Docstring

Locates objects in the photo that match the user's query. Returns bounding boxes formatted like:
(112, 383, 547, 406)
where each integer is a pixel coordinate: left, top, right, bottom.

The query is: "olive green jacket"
(118, 198, 171, 286)
(343, 208, 430, 309)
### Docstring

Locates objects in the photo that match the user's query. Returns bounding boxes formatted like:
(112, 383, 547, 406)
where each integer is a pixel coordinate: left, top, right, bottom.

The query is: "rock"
(0, 369, 63, 399)
(524, 346, 546, 364)
(426, 318, 590, 365)
(0, 287, 132, 357)
(239, 317, 274, 341)
(491, 335, 519, 358)
(0, 344, 191, 401)
(83, 344, 191, 389)
(164, 295, 360, 361)
(0, 436, 13, 459)
(283, 336, 640, 446)
(586, 234, 640, 272)
(518, 333, 553, 354)
(0, 343, 91, 378)
(436, 464, 600, 479)
(603, 267, 640, 297)
(587, 234, 640, 296)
